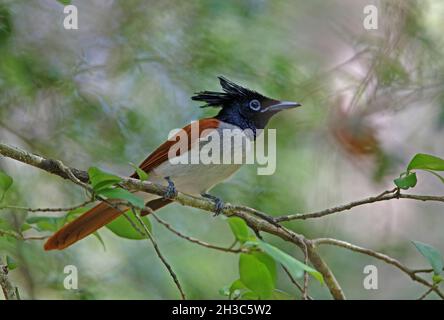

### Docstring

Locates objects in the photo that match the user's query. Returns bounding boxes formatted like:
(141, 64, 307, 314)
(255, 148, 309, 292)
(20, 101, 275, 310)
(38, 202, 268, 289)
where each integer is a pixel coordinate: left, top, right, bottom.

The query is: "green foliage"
(26, 216, 65, 232)
(88, 166, 144, 209)
(252, 251, 277, 285)
(106, 210, 151, 240)
(88, 167, 123, 192)
(227, 217, 250, 243)
(92, 232, 106, 251)
(57, 0, 72, 5)
(98, 188, 145, 209)
(130, 163, 149, 182)
(228, 279, 247, 299)
(394, 153, 444, 189)
(254, 240, 323, 284)
(407, 154, 444, 172)
(433, 274, 443, 284)
(394, 172, 417, 190)
(0, 171, 13, 202)
(6, 255, 17, 270)
(223, 219, 323, 300)
(412, 241, 443, 276)
(239, 253, 274, 299)
(64, 206, 90, 223)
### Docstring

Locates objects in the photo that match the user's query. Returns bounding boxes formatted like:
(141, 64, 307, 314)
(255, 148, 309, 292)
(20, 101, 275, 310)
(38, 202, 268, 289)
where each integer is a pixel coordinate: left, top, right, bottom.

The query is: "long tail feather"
(44, 202, 124, 251)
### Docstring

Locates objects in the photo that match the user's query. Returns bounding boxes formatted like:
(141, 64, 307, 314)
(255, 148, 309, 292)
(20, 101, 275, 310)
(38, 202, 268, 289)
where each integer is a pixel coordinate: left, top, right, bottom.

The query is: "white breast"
(145, 122, 252, 199)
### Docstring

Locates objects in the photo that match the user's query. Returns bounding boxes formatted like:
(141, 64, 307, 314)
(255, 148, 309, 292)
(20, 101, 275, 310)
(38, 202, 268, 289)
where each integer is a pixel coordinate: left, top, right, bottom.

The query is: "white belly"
(142, 123, 252, 202)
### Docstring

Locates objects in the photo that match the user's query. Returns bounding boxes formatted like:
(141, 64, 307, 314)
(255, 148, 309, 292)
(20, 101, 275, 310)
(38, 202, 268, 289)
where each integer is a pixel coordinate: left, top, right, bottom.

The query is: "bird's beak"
(261, 101, 302, 113)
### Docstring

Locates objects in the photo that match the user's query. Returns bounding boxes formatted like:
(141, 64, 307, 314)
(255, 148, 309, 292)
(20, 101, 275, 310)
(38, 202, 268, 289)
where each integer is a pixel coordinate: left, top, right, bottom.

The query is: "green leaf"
(254, 240, 324, 284)
(130, 163, 149, 182)
(88, 167, 122, 192)
(26, 216, 65, 232)
(64, 206, 90, 223)
(433, 274, 443, 284)
(0, 171, 13, 202)
(407, 154, 444, 172)
(228, 279, 247, 299)
(218, 285, 230, 297)
(105, 210, 151, 240)
(57, 0, 71, 5)
(394, 172, 417, 190)
(239, 253, 274, 299)
(227, 217, 249, 243)
(6, 255, 17, 270)
(252, 251, 277, 285)
(98, 187, 144, 209)
(92, 232, 106, 251)
(412, 241, 443, 275)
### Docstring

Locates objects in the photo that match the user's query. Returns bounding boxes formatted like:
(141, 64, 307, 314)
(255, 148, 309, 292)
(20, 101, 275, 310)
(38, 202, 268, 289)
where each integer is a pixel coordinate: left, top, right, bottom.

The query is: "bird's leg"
(163, 176, 178, 199)
(201, 193, 225, 216)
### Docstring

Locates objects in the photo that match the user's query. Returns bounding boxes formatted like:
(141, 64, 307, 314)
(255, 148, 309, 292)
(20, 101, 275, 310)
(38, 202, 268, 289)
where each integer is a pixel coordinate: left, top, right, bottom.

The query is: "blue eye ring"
(249, 99, 261, 111)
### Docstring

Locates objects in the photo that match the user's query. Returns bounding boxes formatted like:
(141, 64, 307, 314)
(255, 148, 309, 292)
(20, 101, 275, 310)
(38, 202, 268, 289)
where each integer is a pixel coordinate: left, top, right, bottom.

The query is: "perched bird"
(44, 76, 301, 250)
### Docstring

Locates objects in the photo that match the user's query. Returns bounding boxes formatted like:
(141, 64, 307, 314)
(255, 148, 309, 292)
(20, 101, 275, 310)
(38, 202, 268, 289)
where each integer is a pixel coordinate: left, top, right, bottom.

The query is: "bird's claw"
(201, 193, 225, 216)
(163, 176, 177, 199)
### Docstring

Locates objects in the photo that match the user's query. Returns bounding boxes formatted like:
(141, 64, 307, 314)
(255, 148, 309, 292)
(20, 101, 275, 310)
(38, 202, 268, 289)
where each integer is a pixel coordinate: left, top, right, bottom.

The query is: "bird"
(44, 76, 301, 250)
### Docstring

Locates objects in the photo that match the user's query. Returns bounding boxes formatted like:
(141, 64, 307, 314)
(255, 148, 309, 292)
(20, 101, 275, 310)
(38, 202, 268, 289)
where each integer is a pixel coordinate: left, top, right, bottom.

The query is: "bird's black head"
(192, 76, 301, 134)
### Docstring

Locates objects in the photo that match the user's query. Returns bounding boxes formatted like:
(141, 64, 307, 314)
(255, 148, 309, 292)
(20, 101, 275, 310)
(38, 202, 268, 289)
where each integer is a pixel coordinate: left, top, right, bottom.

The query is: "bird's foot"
(201, 193, 225, 216)
(163, 176, 178, 199)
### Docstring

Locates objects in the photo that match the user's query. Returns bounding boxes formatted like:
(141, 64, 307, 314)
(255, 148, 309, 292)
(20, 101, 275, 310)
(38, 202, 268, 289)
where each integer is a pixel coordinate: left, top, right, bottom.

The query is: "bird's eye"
(249, 99, 261, 111)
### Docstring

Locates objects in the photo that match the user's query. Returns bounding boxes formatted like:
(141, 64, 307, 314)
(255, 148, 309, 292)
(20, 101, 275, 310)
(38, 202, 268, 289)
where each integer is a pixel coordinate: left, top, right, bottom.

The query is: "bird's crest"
(192, 76, 266, 108)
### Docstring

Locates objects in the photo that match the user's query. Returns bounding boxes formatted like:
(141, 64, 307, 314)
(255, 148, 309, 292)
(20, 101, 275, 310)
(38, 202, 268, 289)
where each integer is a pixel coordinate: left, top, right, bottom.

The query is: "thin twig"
(282, 265, 313, 300)
(0, 229, 48, 241)
(418, 287, 434, 300)
(130, 209, 186, 300)
(302, 243, 309, 300)
(0, 199, 95, 213)
(152, 214, 247, 253)
(276, 188, 444, 222)
(313, 238, 444, 299)
(412, 268, 444, 274)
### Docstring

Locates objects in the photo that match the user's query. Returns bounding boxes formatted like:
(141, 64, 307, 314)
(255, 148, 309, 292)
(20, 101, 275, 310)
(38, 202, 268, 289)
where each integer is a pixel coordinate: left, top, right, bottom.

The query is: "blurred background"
(1, 0, 444, 299)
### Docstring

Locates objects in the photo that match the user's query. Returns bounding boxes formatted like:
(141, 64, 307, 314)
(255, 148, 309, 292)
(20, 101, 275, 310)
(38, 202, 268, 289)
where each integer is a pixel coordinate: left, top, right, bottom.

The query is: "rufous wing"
(131, 118, 221, 176)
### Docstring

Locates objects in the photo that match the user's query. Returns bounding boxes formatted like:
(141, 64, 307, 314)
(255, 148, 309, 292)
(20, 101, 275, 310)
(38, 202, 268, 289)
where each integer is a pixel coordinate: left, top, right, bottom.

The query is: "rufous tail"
(44, 202, 124, 251)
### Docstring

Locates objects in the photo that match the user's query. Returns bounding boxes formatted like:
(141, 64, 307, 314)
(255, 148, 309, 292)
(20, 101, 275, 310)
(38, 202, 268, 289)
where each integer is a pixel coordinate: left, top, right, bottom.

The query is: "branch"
(0, 229, 48, 241)
(130, 209, 186, 300)
(418, 287, 434, 300)
(282, 265, 313, 300)
(0, 200, 95, 213)
(313, 238, 444, 299)
(413, 268, 444, 274)
(152, 213, 247, 253)
(276, 189, 444, 222)
(0, 142, 346, 300)
(0, 259, 20, 300)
